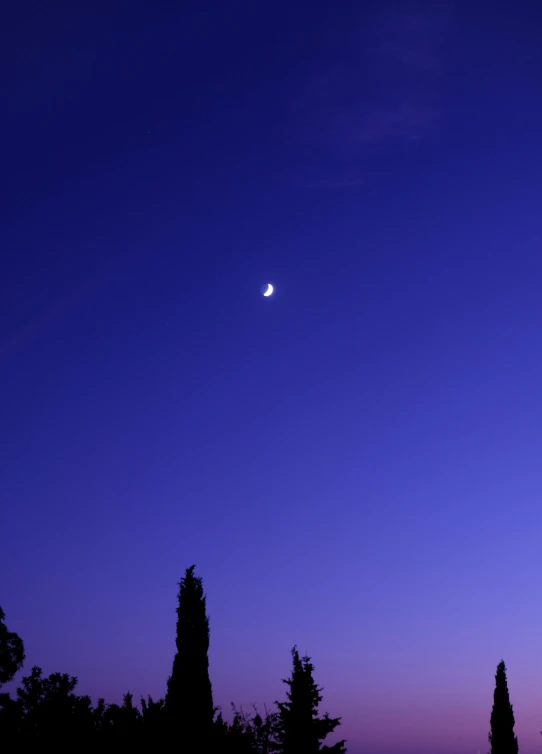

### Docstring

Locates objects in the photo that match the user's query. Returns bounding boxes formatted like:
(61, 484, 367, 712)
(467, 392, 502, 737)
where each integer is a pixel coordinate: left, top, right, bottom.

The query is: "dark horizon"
(2, 2, 542, 753)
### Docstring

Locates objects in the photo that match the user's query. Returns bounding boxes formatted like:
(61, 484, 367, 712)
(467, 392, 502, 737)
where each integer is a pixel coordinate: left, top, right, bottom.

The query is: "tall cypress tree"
(488, 660, 518, 754)
(165, 565, 214, 742)
(275, 646, 346, 754)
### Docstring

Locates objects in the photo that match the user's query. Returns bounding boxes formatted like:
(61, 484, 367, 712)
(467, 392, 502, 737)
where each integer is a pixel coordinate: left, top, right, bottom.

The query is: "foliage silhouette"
(0, 669, 167, 744)
(489, 660, 518, 754)
(211, 703, 280, 754)
(0, 666, 95, 743)
(274, 646, 346, 754)
(234, 704, 281, 753)
(101, 691, 142, 741)
(0, 606, 25, 686)
(0, 568, 353, 752)
(140, 694, 166, 734)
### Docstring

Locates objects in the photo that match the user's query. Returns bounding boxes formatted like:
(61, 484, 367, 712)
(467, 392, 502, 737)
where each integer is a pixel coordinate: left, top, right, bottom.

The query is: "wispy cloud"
(0, 250, 140, 362)
(293, 3, 453, 164)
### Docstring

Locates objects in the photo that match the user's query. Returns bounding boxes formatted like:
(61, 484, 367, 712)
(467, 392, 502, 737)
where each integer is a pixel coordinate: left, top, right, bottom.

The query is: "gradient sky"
(2, 2, 542, 753)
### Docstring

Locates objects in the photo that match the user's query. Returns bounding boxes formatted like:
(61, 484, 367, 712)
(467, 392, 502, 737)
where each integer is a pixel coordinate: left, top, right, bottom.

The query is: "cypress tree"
(489, 660, 518, 754)
(165, 565, 214, 742)
(275, 646, 346, 754)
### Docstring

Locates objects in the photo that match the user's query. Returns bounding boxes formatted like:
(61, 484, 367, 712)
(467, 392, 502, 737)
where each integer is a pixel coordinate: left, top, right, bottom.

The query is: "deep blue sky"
(2, 2, 542, 753)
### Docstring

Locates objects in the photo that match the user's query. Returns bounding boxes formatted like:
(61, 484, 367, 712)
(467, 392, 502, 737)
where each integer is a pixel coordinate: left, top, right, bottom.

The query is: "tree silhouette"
(0, 606, 25, 686)
(222, 705, 255, 753)
(240, 704, 280, 754)
(102, 691, 142, 741)
(0, 665, 95, 742)
(165, 564, 214, 744)
(0, 572, 353, 750)
(275, 646, 346, 754)
(140, 694, 165, 726)
(0, 668, 150, 743)
(247, 705, 281, 754)
(212, 703, 280, 754)
(489, 660, 518, 754)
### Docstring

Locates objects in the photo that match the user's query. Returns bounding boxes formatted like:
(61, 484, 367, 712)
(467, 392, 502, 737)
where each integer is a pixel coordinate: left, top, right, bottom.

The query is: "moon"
(262, 283, 274, 297)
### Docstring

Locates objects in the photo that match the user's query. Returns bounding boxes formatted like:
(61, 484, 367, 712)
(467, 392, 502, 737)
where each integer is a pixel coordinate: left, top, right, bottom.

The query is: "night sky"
(2, 2, 542, 753)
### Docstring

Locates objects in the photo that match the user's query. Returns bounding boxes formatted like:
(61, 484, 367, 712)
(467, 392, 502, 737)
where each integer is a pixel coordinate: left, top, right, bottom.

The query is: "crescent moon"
(263, 283, 274, 297)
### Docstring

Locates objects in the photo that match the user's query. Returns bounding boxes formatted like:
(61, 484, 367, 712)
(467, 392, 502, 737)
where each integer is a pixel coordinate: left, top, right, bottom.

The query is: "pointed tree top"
(183, 564, 197, 582)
